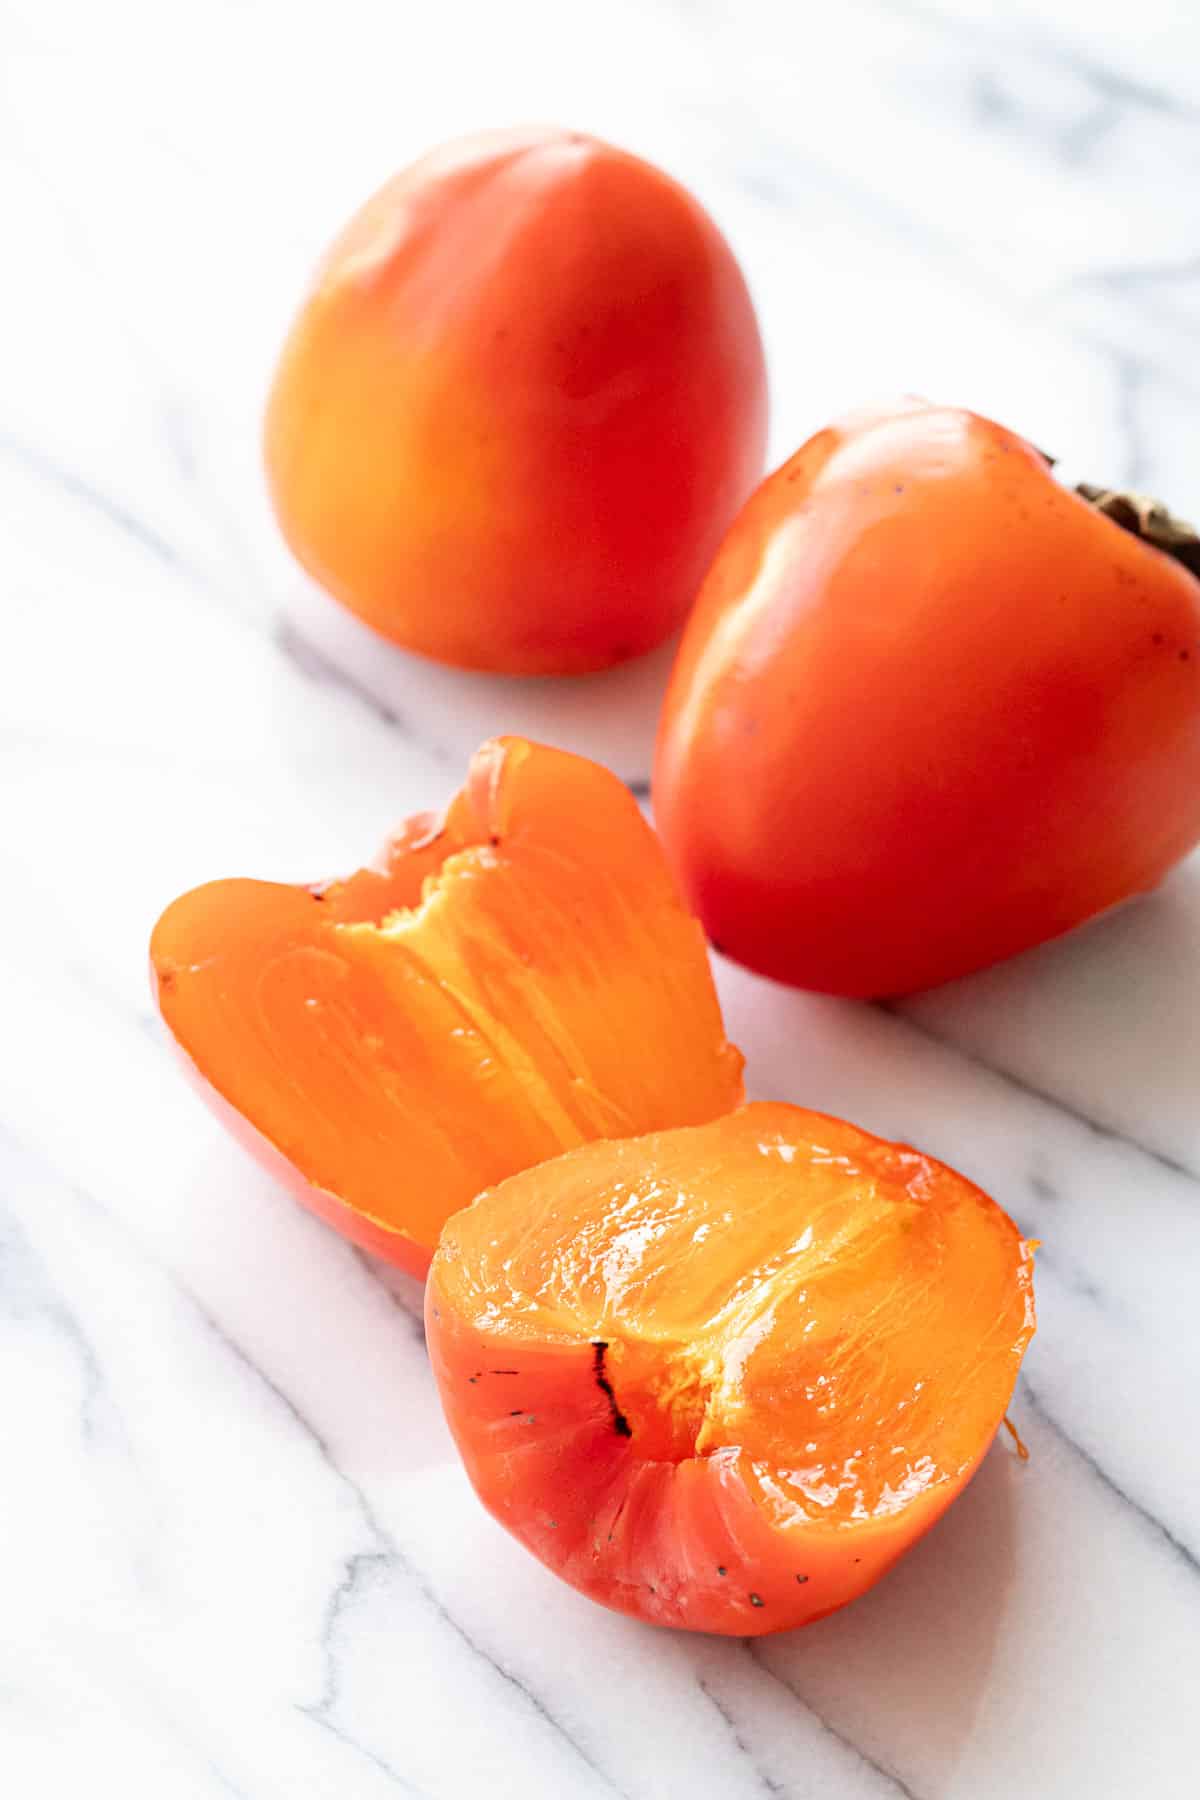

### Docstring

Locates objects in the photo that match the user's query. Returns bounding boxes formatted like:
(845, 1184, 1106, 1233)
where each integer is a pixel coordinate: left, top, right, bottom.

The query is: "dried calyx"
(1076, 483, 1200, 580)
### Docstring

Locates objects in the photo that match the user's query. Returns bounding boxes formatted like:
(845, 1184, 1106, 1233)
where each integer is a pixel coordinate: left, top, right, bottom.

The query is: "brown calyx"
(1076, 483, 1200, 580)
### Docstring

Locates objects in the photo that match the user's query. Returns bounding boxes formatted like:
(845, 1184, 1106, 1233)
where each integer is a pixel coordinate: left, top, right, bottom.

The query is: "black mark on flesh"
(591, 1341, 633, 1438)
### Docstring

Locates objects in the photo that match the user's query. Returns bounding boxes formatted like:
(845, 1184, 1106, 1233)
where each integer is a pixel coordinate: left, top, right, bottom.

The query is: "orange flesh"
(427, 1103, 1036, 1634)
(150, 738, 743, 1274)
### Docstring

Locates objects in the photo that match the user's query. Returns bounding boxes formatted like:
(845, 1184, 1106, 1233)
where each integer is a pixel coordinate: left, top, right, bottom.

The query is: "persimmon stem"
(1076, 483, 1200, 580)
(1002, 1414, 1030, 1462)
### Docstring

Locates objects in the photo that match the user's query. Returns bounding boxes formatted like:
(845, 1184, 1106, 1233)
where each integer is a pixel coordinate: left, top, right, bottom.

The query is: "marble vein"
(302, 1703, 429, 1798)
(892, 1003, 1200, 1186)
(275, 618, 416, 741)
(0, 431, 188, 576)
(745, 1648, 921, 1800)
(1104, 345, 1153, 488)
(2, 1118, 627, 1797)
(883, 0, 1200, 121)
(696, 1674, 788, 1799)
(1075, 253, 1200, 296)
(1020, 1382, 1200, 1578)
(0, 1161, 117, 1455)
(184, 1267, 627, 1796)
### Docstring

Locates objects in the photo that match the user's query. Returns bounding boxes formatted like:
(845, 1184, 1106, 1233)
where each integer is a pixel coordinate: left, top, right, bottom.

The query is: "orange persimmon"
(150, 738, 743, 1275)
(427, 1103, 1036, 1635)
(654, 399, 1200, 996)
(264, 126, 767, 674)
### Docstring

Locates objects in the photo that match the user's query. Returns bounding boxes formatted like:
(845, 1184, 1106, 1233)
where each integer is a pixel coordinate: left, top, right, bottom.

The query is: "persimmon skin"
(150, 738, 744, 1276)
(264, 127, 767, 674)
(427, 1103, 1036, 1636)
(653, 400, 1200, 997)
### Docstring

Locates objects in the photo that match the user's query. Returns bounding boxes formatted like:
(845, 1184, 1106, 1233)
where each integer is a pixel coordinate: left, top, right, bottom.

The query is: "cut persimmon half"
(150, 737, 744, 1274)
(427, 1102, 1036, 1634)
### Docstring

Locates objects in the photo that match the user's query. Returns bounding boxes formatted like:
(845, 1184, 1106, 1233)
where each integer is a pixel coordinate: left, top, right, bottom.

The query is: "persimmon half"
(427, 1103, 1036, 1635)
(150, 738, 743, 1275)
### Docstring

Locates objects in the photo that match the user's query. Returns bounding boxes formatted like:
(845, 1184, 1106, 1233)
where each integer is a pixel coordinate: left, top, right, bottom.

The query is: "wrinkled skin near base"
(151, 738, 744, 1274)
(428, 1103, 1036, 1635)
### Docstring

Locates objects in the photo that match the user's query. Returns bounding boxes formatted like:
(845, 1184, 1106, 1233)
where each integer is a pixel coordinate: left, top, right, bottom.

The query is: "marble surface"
(4, 1, 1200, 1794)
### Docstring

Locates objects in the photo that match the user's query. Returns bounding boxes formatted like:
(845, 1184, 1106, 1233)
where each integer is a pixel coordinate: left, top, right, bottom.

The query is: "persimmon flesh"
(150, 738, 743, 1275)
(428, 1103, 1036, 1634)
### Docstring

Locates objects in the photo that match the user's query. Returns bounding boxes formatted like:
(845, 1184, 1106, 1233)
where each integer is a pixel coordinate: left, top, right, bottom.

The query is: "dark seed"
(717, 1566, 728, 1577)
(795, 1574, 809, 1584)
(749, 1593, 765, 1607)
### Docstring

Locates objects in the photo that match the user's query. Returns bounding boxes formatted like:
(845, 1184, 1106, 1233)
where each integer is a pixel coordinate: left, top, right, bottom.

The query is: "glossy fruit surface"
(427, 1101, 1036, 1634)
(265, 127, 767, 674)
(150, 737, 743, 1275)
(654, 400, 1200, 996)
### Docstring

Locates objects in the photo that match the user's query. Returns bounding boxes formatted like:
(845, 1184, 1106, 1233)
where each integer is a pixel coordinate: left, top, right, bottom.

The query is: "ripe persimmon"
(150, 738, 743, 1275)
(427, 1103, 1036, 1634)
(654, 399, 1200, 995)
(264, 127, 767, 674)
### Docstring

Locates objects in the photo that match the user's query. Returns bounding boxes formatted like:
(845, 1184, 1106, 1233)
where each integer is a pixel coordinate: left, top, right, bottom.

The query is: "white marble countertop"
(5, 1, 1200, 1794)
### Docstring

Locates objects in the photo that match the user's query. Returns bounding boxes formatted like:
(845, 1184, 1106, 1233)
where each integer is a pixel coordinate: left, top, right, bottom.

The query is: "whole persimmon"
(150, 738, 743, 1275)
(427, 1102, 1036, 1634)
(265, 127, 767, 674)
(654, 400, 1200, 996)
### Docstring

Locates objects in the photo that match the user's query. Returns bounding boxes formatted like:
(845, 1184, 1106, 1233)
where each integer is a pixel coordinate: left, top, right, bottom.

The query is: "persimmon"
(264, 126, 767, 674)
(150, 738, 743, 1275)
(427, 1103, 1036, 1635)
(654, 399, 1200, 996)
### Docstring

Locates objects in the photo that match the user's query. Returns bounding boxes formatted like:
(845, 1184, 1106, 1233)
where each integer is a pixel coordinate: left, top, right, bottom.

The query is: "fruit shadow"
(279, 575, 680, 786)
(714, 858, 1200, 1219)
(902, 851, 1200, 1175)
(738, 1438, 1020, 1793)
